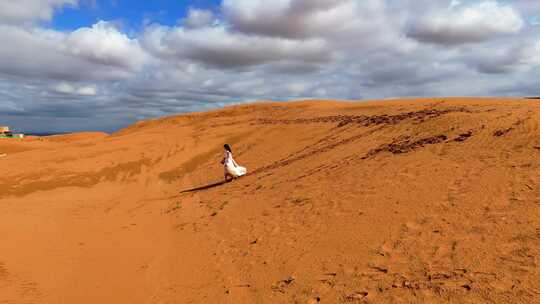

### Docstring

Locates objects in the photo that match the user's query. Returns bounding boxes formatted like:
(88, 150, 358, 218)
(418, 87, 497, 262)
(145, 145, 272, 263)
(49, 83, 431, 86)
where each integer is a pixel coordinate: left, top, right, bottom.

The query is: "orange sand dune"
(1, 97, 540, 303)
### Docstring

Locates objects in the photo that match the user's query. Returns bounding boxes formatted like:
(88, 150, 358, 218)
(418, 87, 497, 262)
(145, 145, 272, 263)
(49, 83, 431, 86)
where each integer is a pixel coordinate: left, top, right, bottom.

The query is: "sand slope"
(1, 98, 540, 303)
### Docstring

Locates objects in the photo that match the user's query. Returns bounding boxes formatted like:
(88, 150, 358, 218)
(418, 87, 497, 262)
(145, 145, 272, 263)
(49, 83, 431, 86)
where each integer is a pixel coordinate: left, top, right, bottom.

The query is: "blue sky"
(52, 0, 221, 31)
(1, 0, 540, 133)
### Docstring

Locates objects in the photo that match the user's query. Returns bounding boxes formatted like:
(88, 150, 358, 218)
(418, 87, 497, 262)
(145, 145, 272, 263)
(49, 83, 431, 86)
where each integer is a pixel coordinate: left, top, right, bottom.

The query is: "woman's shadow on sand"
(179, 180, 229, 193)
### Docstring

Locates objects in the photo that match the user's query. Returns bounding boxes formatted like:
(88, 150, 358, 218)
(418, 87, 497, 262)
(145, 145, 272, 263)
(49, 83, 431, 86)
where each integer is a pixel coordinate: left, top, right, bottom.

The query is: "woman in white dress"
(221, 144, 247, 181)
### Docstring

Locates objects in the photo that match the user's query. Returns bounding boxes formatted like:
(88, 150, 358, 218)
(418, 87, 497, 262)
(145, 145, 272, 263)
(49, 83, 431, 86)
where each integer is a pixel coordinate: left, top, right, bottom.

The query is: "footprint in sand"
(432, 243, 453, 260)
(317, 272, 337, 287)
(343, 291, 368, 302)
(271, 276, 295, 293)
(378, 241, 394, 257)
(404, 221, 422, 234)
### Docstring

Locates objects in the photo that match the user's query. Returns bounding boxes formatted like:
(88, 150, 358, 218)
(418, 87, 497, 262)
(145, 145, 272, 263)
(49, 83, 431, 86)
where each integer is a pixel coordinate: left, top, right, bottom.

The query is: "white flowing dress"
(224, 151, 247, 177)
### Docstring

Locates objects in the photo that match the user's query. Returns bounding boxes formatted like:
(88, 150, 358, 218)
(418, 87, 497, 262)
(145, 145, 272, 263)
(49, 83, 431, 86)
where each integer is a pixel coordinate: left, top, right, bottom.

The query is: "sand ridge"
(1, 97, 540, 303)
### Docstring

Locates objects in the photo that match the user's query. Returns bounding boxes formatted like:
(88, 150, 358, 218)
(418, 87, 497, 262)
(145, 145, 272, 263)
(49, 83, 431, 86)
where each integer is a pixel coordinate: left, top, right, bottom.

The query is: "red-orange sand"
(1, 98, 540, 303)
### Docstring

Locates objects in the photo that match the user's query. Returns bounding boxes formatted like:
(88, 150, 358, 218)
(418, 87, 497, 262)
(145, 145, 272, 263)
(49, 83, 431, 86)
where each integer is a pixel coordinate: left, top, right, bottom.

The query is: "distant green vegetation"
(0, 134, 24, 139)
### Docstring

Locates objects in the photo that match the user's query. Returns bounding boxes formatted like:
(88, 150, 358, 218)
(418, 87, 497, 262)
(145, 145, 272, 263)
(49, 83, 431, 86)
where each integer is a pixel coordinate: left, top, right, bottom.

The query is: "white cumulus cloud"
(0, 0, 77, 25)
(141, 25, 331, 68)
(408, 1, 524, 45)
(53, 82, 97, 96)
(183, 8, 216, 28)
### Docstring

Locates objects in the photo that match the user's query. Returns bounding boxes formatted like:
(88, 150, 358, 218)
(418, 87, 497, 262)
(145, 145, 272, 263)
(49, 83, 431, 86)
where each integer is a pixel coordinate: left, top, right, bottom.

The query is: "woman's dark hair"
(224, 144, 232, 152)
